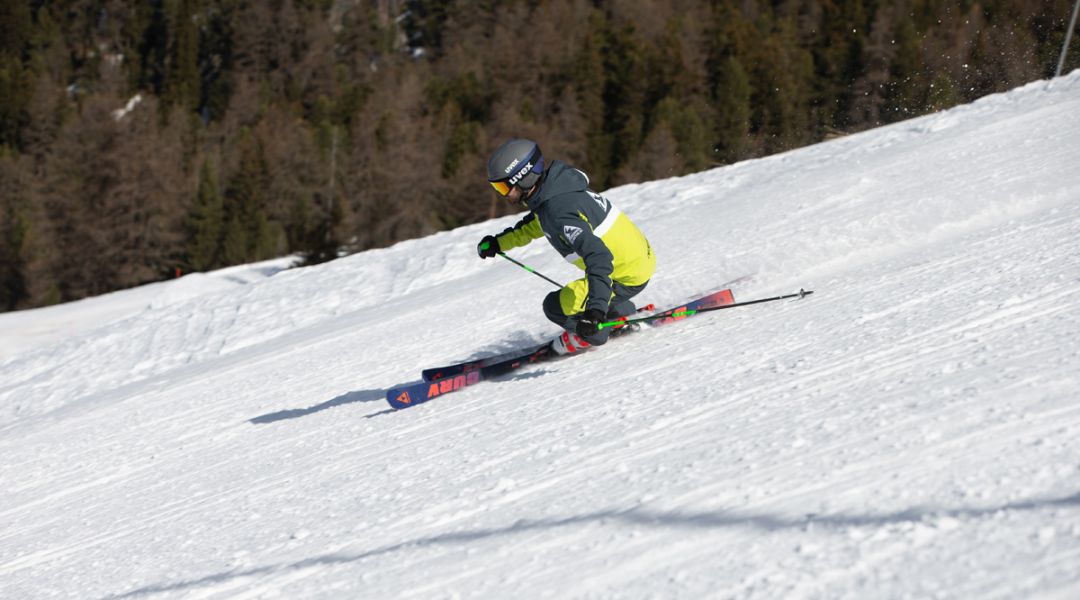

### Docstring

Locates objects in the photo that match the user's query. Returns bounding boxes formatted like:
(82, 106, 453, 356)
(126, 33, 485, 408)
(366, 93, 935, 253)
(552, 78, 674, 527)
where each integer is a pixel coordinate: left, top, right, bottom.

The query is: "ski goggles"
(489, 179, 514, 196)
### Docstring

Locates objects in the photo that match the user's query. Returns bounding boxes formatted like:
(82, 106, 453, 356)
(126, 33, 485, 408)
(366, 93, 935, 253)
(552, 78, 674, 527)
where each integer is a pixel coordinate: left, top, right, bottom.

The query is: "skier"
(477, 138, 656, 355)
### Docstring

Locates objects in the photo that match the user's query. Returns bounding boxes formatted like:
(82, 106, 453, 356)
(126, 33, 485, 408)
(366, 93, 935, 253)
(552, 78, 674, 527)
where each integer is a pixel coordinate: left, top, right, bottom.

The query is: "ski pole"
(599, 289, 814, 329)
(480, 240, 565, 289)
(499, 252, 564, 288)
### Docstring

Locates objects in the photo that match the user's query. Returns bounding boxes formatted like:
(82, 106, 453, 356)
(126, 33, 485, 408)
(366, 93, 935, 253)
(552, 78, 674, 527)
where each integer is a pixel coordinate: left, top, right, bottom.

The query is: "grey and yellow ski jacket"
(494, 160, 656, 314)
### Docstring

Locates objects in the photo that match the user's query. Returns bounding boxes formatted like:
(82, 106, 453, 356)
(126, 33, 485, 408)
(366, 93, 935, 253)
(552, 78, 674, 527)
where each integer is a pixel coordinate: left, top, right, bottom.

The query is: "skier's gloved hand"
(477, 235, 500, 259)
(575, 308, 606, 338)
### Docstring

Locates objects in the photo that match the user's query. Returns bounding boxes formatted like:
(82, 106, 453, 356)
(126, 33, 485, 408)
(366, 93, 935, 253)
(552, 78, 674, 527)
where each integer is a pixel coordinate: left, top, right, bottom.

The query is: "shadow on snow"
(249, 367, 555, 424)
(249, 389, 385, 424)
(107, 490, 1080, 598)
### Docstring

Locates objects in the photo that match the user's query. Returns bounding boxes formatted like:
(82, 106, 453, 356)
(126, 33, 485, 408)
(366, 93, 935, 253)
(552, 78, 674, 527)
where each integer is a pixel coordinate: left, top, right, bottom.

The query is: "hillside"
(4, 1, 1078, 310)
(1, 73, 1079, 599)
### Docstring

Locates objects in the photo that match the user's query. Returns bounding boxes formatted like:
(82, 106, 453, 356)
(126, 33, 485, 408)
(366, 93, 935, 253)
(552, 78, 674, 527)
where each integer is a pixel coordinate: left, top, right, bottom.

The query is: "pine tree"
(429, 72, 489, 178)
(221, 214, 249, 266)
(0, 0, 32, 147)
(0, 55, 32, 149)
(754, 17, 815, 152)
(0, 1, 31, 59)
(713, 55, 753, 163)
(652, 97, 711, 175)
(0, 154, 31, 310)
(706, 1, 754, 161)
(883, 12, 925, 122)
(165, 0, 202, 114)
(222, 137, 270, 264)
(0, 0, 33, 150)
(251, 211, 281, 261)
(187, 159, 224, 271)
(926, 72, 961, 112)
(810, 0, 870, 131)
(574, 11, 613, 186)
(135, 1, 170, 97)
(602, 20, 647, 181)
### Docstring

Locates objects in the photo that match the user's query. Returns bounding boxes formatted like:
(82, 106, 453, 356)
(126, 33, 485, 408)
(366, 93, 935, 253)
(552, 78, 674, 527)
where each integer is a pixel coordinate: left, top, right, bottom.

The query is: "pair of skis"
(385, 288, 739, 410)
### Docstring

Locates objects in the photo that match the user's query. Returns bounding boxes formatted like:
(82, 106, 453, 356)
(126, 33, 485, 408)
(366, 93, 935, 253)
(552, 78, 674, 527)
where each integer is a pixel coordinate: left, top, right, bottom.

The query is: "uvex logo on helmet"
(508, 162, 534, 186)
(504, 158, 521, 174)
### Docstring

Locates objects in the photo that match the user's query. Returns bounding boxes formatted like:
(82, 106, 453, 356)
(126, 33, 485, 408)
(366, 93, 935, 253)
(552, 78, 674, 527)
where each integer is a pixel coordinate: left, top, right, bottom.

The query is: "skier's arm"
(561, 215, 615, 314)
(495, 212, 544, 252)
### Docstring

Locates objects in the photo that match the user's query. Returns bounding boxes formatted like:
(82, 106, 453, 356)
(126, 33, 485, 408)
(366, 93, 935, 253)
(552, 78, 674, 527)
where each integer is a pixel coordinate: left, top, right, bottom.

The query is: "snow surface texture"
(2, 74, 1079, 599)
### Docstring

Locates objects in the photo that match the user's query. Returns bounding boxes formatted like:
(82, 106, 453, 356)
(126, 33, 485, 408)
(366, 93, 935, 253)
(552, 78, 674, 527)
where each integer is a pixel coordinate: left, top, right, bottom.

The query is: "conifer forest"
(0, 0, 1077, 311)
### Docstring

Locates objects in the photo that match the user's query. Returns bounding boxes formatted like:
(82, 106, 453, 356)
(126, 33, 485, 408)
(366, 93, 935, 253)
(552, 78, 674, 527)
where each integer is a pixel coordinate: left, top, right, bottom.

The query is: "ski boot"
(551, 331, 591, 355)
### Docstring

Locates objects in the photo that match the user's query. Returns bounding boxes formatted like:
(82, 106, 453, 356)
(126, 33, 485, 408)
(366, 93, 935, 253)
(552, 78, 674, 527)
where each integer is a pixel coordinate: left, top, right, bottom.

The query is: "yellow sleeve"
(495, 213, 544, 251)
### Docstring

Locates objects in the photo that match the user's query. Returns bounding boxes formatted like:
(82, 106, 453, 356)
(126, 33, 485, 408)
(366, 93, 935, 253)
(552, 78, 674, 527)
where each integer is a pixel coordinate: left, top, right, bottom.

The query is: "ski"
(648, 287, 735, 327)
(388, 344, 555, 410)
(386, 288, 737, 410)
(420, 289, 733, 382)
(419, 303, 653, 382)
(420, 341, 551, 382)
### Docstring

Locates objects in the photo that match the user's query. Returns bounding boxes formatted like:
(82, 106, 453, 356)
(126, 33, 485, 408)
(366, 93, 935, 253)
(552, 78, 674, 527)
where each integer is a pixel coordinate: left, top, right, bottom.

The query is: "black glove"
(477, 235, 500, 259)
(575, 308, 606, 338)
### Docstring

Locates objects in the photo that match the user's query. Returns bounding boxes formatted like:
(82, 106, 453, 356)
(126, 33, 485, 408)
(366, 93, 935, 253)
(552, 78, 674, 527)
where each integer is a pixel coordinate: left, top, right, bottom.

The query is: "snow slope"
(2, 73, 1079, 599)
(0, 257, 300, 361)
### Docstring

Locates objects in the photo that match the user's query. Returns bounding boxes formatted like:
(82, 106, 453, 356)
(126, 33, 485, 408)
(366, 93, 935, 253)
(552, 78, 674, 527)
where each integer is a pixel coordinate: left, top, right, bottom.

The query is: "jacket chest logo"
(563, 225, 583, 245)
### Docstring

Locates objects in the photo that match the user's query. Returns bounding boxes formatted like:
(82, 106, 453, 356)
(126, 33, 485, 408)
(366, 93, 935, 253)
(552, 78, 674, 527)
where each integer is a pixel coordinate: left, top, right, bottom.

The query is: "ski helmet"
(487, 139, 544, 197)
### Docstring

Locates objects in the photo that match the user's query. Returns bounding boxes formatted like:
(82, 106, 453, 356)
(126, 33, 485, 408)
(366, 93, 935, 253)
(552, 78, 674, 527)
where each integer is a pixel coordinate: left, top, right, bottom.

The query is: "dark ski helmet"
(487, 139, 544, 197)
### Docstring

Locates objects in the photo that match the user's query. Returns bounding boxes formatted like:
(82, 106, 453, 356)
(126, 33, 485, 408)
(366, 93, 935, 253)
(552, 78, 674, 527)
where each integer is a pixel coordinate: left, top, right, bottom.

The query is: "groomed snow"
(1, 73, 1079, 599)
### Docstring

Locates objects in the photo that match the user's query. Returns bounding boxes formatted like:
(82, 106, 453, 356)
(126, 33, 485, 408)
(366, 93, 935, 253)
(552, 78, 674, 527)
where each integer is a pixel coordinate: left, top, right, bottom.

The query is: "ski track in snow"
(1, 74, 1079, 599)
